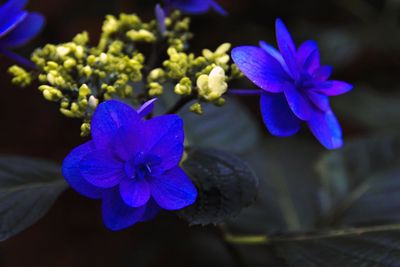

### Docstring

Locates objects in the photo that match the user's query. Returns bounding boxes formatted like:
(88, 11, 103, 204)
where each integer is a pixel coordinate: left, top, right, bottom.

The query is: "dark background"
(0, 0, 399, 266)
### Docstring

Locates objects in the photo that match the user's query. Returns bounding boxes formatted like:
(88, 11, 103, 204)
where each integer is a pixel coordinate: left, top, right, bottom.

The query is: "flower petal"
(101, 189, 146, 231)
(139, 198, 161, 222)
(315, 81, 353, 96)
(1, 0, 28, 11)
(143, 114, 185, 170)
(307, 109, 343, 150)
(275, 18, 299, 79)
(275, 18, 296, 54)
(112, 123, 145, 161)
(80, 150, 125, 188)
(0, 11, 26, 38)
(155, 4, 166, 34)
(259, 40, 290, 74)
(62, 141, 104, 199)
(260, 92, 301, 136)
(209, 0, 227, 16)
(0, 12, 44, 48)
(297, 40, 319, 71)
(283, 83, 312, 120)
(137, 98, 157, 118)
(308, 91, 330, 112)
(91, 100, 141, 149)
(0, 0, 28, 37)
(231, 46, 289, 93)
(150, 167, 197, 210)
(313, 66, 333, 81)
(166, 0, 209, 14)
(302, 49, 320, 74)
(120, 179, 151, 207)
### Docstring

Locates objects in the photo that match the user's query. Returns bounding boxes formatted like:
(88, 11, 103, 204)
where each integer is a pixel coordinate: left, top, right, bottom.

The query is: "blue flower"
(62, 99, 198, 230)
(0, 0, 44, 50)
(231, 19, 353, 149)
(162, 0, 227, 16)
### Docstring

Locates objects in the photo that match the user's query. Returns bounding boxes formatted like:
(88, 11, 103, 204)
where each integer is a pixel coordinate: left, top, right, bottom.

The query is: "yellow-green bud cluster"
(98, 13, 157, 52)
(164, 11, 193, 52)
(174, 77, 192, 95)
(8, 10, 244, 136)
(197, 66, 228, 101)
(158, 42, 240, 114)
(8, 65, 32, 87)
(9, 19, 149, 135)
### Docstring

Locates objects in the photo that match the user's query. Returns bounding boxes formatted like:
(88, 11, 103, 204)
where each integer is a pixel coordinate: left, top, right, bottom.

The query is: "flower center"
(295, 72, 314, 91)
(124, 152, 161, 181)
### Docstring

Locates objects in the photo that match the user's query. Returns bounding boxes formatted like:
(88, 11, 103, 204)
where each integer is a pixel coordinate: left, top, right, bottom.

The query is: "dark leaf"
(156, 89, 261, 154)
(178, 148, 259, 225)
(179, 97, 261, 154)
(317, 133, 400, 227)
(0, 156, 67, 241)
(272, 224, 400, 267)
(229, 139, 323, 234)
(333, 88, 400, 131)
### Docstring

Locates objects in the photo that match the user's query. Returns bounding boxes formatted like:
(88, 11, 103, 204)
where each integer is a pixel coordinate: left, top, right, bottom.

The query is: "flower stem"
(218, 225, 246, 267)
(228, 89, 263, 96)
(224, 233, 269, 245)
(1, 49, 36, 69)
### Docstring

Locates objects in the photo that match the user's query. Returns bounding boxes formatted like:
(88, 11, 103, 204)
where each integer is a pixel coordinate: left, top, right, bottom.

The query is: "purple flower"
(62, 100, 198, 230)
(231, 18, 353, 149)
(0, 0, 44, 50)
(162, 0, 227, 16)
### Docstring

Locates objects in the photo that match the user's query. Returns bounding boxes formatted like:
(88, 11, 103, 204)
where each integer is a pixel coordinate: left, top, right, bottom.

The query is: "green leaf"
(178, 148, 259, 225)
(229, 139, 323, 234)
(317, 133, 400, 227)
(272, 224, 400, 267)
(179, 97, 261, 154)
(156, 89, 261, 154)
(333, 88, 400, 131)
(0, 156, 67, 241)
(225, 134, 400, 266)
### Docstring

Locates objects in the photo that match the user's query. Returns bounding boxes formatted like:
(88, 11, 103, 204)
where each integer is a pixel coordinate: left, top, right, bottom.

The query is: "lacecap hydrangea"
(232, 18, 352, 149)
(62, 99, 198, 230)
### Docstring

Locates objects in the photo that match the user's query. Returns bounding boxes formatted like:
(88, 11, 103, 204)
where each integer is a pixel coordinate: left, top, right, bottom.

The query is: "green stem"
(218, 226, 247, 267)
(224, 233, 270, 245)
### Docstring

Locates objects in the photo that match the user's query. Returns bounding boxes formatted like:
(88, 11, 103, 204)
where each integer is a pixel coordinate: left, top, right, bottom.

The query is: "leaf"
(156, 88, 261, 154)
(228, 138, 323, 234)
(226, 135, 400, 266)
(317, 133, 400, 227)
(179, 97, 261, 154)
(333, 88, 400, 131)
(0, 156, 67, 241)
(178, 148, 259, 225)
(272, 224, 400, 267)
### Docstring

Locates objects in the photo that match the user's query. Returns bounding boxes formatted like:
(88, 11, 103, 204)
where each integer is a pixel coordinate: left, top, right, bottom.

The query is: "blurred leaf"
(179, 97, 261, 154)
(156, 89, 261, 154)
(318, 29, 361, 68)
(229, 139, 323, 234)
(333, 88, 400, 131)
(272, 224, 400, 267)
(317, 133, 400, 227)
(228, 134, 400, 266)
(178, 148, 259, 225)
(0, 156, 67, 241)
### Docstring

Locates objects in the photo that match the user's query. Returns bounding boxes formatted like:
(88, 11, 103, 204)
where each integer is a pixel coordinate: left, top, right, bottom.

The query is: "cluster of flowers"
(4, 0, 352, 230)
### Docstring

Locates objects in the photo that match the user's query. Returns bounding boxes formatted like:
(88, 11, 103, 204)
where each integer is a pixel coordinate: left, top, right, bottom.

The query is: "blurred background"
(0, 0, 399, 266)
